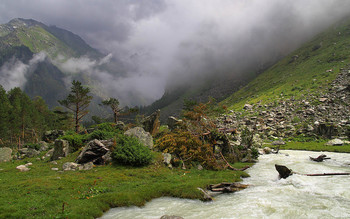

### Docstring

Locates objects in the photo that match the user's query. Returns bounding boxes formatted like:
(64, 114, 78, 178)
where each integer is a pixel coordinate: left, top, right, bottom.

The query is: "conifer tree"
(100, 98, 122, 123)
(58, 80, 92, 133)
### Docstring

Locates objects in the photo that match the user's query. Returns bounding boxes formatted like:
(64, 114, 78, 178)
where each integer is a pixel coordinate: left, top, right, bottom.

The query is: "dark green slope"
(0, 43, 67, 106)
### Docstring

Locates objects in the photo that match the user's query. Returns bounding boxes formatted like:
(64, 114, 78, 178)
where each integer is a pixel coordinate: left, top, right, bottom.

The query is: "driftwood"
(309, 154, 331, 162)
(305, 173, 350, 176)
(275, 164, 350, 179)
(208, 182, 249, 193)
(220, 152, 250, 171)
(197, 188, 213, 201)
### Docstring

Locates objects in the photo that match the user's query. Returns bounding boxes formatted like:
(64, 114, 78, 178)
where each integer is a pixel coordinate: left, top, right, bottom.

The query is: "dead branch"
(220, 152, 250, 171)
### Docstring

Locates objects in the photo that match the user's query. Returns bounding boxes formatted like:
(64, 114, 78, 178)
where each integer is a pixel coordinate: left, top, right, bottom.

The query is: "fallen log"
(208, 182, 249, 193)
(305, 173, 350, 176)
(275, 164, 350, 179)
(220, 152, 250, 171)
(309, 154, 331, 162)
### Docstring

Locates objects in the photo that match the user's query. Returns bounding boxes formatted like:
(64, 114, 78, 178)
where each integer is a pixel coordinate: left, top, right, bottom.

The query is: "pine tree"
(58, 80, 92, 133)
(100, 98, 122, 123)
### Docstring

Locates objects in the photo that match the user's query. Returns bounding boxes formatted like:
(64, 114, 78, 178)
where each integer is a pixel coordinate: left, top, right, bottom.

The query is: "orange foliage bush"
(156, 129, 218, 169)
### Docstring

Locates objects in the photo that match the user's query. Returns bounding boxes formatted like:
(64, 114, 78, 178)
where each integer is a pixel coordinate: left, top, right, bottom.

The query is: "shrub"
(59, 134, 84, 152)
(24, 143, 40, 150)
(92, 122, 120, 132)
(112, 135, 153, 166)
(86, 130, 116, 141)
(156, 130, 218, 169)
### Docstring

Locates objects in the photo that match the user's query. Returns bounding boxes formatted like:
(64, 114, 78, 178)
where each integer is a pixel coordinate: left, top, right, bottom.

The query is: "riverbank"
(0, 151, 252, 218)
(278, 141, 350, 153)
(102, 150, 350, 218)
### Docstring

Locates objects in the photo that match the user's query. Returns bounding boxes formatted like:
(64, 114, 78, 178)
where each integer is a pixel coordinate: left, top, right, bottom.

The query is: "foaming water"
(101, 150, 350, 219)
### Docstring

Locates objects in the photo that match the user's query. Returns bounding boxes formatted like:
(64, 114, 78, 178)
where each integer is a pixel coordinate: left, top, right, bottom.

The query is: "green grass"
(221, 17, 350, 111)
(277, 141, 350, 153)
(0, 152, 251, 218)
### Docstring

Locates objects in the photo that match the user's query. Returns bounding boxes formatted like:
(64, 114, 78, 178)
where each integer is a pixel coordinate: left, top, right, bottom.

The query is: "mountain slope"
(221, 16, 350, 111)
(0, 18, 101, 60)
(0, 18, 112, 113)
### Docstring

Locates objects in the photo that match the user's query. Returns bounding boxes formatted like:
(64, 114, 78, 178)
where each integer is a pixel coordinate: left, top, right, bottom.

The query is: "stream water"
(101, 150, 350, 219)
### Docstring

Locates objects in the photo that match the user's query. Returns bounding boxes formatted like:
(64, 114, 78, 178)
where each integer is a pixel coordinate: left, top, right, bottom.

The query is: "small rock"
(243, 104, 253, 110)
(25, 163, 33, 167)
(197, 164, 203, 170)
(51, 161, 58, 165)
(38, 141, 49, 151)
(263, 147, 272, 154)
(79, 162, 94, 171)
(51, 168, 59, 171)
(326, 139, 344, 146)
(319, 98, 328, 102)
(272, 140, 286, 145)
(62, 162, 79, 171)
(16, 165, 30, 172)
(162, 153, 172, 165)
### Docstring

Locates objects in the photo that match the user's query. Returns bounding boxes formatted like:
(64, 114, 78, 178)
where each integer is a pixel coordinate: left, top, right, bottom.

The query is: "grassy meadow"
(0, 151, 251, 219)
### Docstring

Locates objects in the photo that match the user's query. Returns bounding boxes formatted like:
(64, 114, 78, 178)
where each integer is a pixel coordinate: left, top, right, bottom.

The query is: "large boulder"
(142, 110, 160, 135)
(124, 127, 154, 149)
(51, 139, 70, 161)
(0, 147, 12, 162)
(19, 148, 40, 158)
(75, 139, 109, 165)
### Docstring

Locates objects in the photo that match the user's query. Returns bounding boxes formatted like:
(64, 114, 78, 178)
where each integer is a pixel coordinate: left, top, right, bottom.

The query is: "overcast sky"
(1, 0, 350, 105)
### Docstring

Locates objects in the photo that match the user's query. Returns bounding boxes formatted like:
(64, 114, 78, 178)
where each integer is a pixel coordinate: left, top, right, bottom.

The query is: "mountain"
(221, 16, 350, 110)
(0, 18, 101, 59)
(0, 18, 113, 118)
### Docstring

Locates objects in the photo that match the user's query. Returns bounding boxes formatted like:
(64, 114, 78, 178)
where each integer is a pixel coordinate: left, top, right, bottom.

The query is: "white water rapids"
(101, 150, 350, 219)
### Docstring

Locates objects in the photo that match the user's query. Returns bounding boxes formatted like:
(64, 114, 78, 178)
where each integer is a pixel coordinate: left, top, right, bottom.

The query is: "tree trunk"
(75, 104, 79, 133)
(114, 112, 117, 123)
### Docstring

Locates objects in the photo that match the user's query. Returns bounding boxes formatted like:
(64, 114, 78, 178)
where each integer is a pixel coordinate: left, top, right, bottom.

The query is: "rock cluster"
(216, 68, 350, 141)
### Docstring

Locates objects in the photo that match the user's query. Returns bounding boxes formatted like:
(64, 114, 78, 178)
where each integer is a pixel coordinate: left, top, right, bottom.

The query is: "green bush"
(59, 134, 84, 152)
(24, 143, 40, 150)
(86, 130, 116, 141)
(112, 135, 153, 166)
(92, 122, 120, 132)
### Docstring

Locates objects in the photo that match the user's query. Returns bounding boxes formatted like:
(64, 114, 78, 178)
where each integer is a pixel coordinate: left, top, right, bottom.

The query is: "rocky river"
(101, 150, 350, 219)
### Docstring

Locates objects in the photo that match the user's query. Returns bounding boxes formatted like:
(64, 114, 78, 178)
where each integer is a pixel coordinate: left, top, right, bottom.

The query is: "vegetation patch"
(278, 141, 350, 153)
(0, 154, 251, 218)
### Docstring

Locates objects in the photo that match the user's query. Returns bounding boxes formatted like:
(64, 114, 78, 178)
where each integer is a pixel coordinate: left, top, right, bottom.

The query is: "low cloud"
(0, 52, 46, 90)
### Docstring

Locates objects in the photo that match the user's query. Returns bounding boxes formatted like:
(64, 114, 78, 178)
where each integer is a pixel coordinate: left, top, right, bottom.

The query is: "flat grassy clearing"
(0, 152, 252, 219)
(277, 141, 350, 153)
